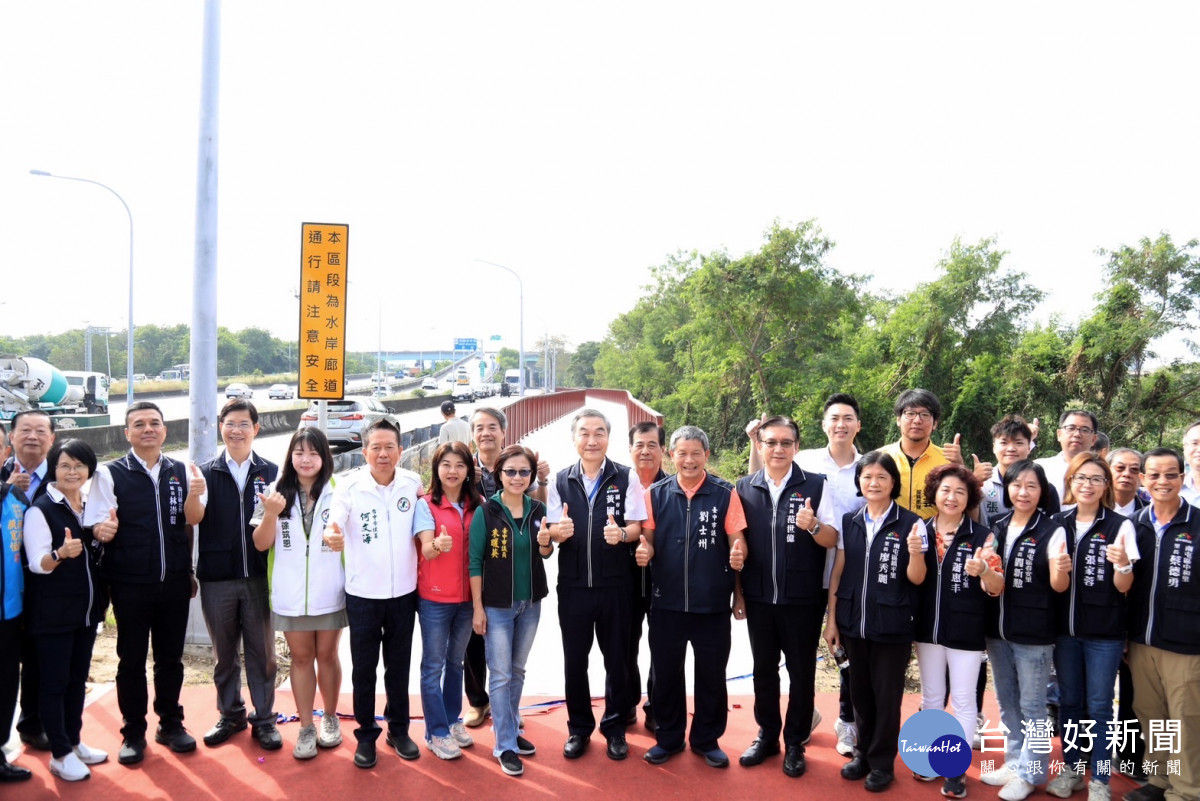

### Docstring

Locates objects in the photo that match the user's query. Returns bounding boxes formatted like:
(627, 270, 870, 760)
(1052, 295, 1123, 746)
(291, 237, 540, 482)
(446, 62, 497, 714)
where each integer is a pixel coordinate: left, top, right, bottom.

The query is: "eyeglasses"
(1145, 472, 1182, 482)
(901, 411, 933, 422)
(759, 439, 797, 449)
(222, 421, 255, 431)
(56, 464, 87, 474)
(501, 468, 532, 478)
(1060, 424, 1095, 436)
(1110, 464, 1140, 474)
(1070, 474, 1108, 487)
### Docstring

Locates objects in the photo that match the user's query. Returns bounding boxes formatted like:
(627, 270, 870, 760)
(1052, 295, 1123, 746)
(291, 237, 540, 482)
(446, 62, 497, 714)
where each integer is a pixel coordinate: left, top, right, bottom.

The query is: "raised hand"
(434, 524, 454, 554)
(907, 522, 926, 555)
(93, 508, 119, 543)
(1053, 541, 1072, 575)
(556, 503, 574, 542)
(635, 534, 653, 567)
(603, 514, 623, 545)
(796, 498, 817, 533)
(965, 547, 987, 577)
(189, 463, 207, 496)
(258, 489, 286, 518)
(1106, 532, 1130, 568)
(60, 527, 84, 559)
(729, 538, 746, 571)
(943, 433, 964, 465)
(537, 517, 551, 547)
(324, 521, 345, 552)
(972, 453, 994, 483)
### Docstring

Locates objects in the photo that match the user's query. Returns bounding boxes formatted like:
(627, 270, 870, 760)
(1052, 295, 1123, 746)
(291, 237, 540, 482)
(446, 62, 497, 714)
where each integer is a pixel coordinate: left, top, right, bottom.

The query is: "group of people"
(1, 390, 1197, 801)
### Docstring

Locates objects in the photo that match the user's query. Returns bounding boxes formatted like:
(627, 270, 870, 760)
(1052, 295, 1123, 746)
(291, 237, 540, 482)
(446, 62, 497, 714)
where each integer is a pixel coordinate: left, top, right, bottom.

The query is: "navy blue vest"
(987, 511, 1058, 644)
(27, 493, 108, 635)
(648, 473, 737, 615)
(103, 453, 191, 584)
(835, 503, 922, 644)
(736, 467, 827, 606)
(915, 516, 994, 651)
(1055, 507, 1130, 640)
(1129, 503, 1200, 655)
(553, 459, 634, 590)
(196, 452, 278, 582)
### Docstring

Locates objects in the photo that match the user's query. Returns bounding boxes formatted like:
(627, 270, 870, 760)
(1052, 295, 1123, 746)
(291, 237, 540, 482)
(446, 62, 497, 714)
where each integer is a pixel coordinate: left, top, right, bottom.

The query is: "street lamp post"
(475, 259, 524, 396)
(30, 169, 135, 406)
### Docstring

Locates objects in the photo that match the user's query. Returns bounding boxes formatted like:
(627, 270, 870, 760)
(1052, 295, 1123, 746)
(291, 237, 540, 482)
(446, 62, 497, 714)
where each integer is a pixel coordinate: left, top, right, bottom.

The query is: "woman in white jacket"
(252, 428, 345, 760)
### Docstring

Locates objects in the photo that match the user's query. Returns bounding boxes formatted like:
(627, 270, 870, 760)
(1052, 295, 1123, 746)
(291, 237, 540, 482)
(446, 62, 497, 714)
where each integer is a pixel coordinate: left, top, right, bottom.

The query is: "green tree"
(564, 341, 601, 388)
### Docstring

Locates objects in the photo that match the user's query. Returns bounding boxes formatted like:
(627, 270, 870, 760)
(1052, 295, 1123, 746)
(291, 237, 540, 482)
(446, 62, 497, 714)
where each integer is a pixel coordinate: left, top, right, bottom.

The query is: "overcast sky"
(3, 1, 1197, 357)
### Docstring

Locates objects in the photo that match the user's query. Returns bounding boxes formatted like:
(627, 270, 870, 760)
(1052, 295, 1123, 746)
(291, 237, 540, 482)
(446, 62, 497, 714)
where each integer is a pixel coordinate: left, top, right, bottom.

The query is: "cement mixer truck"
(0, 357, 109, 426)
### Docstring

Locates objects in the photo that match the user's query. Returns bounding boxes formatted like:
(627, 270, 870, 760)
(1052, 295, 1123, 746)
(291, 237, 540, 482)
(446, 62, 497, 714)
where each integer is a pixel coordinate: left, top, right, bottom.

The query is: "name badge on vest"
(786, 492, 804, 543)
(605, 483, 623, 521)
(252, 476, 268, 506)
(281, 520, 292, 549)
(168, 474, 184, 525)
(1166, 532, 1195, 589)
(1010, 536, 1039, 589)
(877, 532, 902, 582)
(1080, 534, 1108, 587)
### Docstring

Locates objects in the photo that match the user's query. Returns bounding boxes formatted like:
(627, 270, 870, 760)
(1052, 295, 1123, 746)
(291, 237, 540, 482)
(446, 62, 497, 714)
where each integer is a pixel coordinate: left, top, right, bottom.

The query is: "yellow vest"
(878, 441, 949, 520)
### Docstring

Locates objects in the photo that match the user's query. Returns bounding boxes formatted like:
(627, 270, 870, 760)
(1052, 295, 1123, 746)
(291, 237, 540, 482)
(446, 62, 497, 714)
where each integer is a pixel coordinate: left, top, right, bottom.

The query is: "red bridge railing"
(503, 388, 663, 443)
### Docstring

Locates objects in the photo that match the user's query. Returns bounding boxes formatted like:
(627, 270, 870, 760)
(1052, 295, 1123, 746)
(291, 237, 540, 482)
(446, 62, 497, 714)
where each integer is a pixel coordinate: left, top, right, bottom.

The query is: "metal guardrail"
(502, 388, 663, 443)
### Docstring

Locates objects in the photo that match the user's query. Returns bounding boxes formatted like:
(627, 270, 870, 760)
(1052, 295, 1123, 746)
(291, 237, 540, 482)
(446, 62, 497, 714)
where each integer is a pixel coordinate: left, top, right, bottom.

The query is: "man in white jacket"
(322, 419, 422, 769)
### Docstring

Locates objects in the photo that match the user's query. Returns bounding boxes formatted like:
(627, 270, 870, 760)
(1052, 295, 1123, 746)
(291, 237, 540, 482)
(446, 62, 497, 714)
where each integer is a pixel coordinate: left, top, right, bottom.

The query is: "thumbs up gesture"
(1106, 532, 1130, 568)
(189, 463, 207, 496)
(60, 527, 83, 559)
(729, 537, 747, 571)
(907, 521, 926, 555)
(943, 433, 964, 465)
(93, 507, 119, 543)
(537, 517, 551, 547)
(972, 453, 994, 483)
(258, 489, 286, 518)
(1029, 418, 1041, 442)
(796, 498, 817, 533)
(434, 524, 454, 554)
(6, 469, 30, 492)
(555, 503, 574, 542)
(635, 534, 653, 566)
(603, 514, 624, 545)
(965, 546, 987, 577)
(1053, 541, 1072, 575)
(324, 521, 345, 552)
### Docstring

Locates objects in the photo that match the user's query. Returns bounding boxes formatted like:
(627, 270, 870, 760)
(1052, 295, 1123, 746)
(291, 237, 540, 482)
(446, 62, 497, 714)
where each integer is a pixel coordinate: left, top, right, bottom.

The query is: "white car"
(421, 377, 438, 390)
(225, 382, 253, 399)
(268, 384, 294, 399)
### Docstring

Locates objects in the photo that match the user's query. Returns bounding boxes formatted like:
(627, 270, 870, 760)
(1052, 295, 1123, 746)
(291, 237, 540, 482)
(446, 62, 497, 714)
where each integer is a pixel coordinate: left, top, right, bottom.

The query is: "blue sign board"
(454, 338, 479, 352)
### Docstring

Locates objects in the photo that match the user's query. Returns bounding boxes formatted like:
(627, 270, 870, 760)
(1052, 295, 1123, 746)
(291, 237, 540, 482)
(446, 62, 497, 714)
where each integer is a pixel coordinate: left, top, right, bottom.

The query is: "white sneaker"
(317, 713, 342, 748)
(293, 724, 318, 760)
(449, 721, 474, 748)
(972, 714, 985, 750)
(834, 718, 857, 757)
(1086, 781, 1110, 801)
(427, 734, 462, 760)
(49, 752, 91, 782)
(1047, 766, 1085, 798)
(981, 763, 1018, 786)
(999, 777, 1037, 801)
(802, 707, 823, 745)
(73, 742, 109, 765)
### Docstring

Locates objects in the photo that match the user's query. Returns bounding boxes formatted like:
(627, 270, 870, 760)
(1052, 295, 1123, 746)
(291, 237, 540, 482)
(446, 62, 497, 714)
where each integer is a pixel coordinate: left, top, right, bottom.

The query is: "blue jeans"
(417, 598, 474, 739)
(1054, 636, 1124, 784)
(484, 600, 541, 756)
(986, 638, 1054, 786)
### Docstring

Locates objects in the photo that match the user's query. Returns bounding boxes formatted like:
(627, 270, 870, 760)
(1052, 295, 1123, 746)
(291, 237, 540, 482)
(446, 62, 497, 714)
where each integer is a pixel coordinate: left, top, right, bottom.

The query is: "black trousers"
(0, 617, 20, 751)
(110, 575, 192, 741)
(746, 600, 825, 747)
(558, 584, 630, 737)
(626, 588, 654, 717)
(649, 608, 730, 752)
(36, 626, 98, 758)
(463, 632, 489, 708)
(17, 619, 42, 738)
(346, 591, 416, 743)
(844, 636, 911, 775)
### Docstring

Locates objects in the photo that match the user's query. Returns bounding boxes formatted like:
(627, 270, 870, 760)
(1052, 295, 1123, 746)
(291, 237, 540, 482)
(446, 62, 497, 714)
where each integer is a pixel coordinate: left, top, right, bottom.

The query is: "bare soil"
(88, 625, 292, 690)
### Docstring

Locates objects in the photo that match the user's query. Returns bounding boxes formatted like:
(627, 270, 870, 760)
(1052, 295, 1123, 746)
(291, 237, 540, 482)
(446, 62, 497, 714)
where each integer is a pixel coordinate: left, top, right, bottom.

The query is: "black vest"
(196, 452, 278, 581)
(632, 469, 667, 600)
(27, 492, 108, 635)
(103, 453, 191, 584)
(736, 466, 828, 606)
(987, 511, 1059, 644)
(648, 473, 737, 615)
(553, 459, 634, 589)
(1054, 507, 1130, 640)
(835, 503, 922, 644)
(477, 496, 548, 608)
(915, 516, 994, 651)
(1129, 503, 1200, 654)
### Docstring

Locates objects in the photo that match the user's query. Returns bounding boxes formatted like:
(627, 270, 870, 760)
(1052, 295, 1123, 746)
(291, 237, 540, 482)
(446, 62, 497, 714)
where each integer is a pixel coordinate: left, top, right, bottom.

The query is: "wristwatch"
(50, 549, 60, 563)
(619, 527, 628, 543)
(1115, 563, 1133, 575)
(807, 521, 821, 537)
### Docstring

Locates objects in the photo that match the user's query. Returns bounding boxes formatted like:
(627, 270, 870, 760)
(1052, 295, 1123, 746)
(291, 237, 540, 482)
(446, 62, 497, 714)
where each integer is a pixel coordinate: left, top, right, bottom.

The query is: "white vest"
(266, 477, 345, 617)
(323, 466, 421, 600)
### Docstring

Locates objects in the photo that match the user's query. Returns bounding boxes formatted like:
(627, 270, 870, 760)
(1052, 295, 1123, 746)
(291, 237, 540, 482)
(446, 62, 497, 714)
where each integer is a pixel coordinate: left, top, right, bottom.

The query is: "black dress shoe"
(739, 738, 781, 767)
(0, 761, 33, 782)
(18, 731, 51, 752)
(155, 727, 197, 753)
(354, 740, 377, 769)
(1123, 786, 1167, 801)
(118, 738, 148, 765)
(841, 755, 869, 780)
(782, 744, 806, 777)
(606, 734, 628, 761)
(203, 718, 248, 747)
(385, 731, 420, 760)
(253, 724, 283, 751)
(563, 734, 588, 759)
(865, 770, 895, 792)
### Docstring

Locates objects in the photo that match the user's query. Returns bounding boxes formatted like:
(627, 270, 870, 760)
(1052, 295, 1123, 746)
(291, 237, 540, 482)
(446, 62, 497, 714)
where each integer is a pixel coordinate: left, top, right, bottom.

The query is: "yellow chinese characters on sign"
(298, 223, 349, 400)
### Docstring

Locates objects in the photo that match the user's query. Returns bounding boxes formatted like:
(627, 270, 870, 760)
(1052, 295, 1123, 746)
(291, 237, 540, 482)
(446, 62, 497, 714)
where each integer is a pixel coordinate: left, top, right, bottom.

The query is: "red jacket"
(417, 493, 475, 603)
